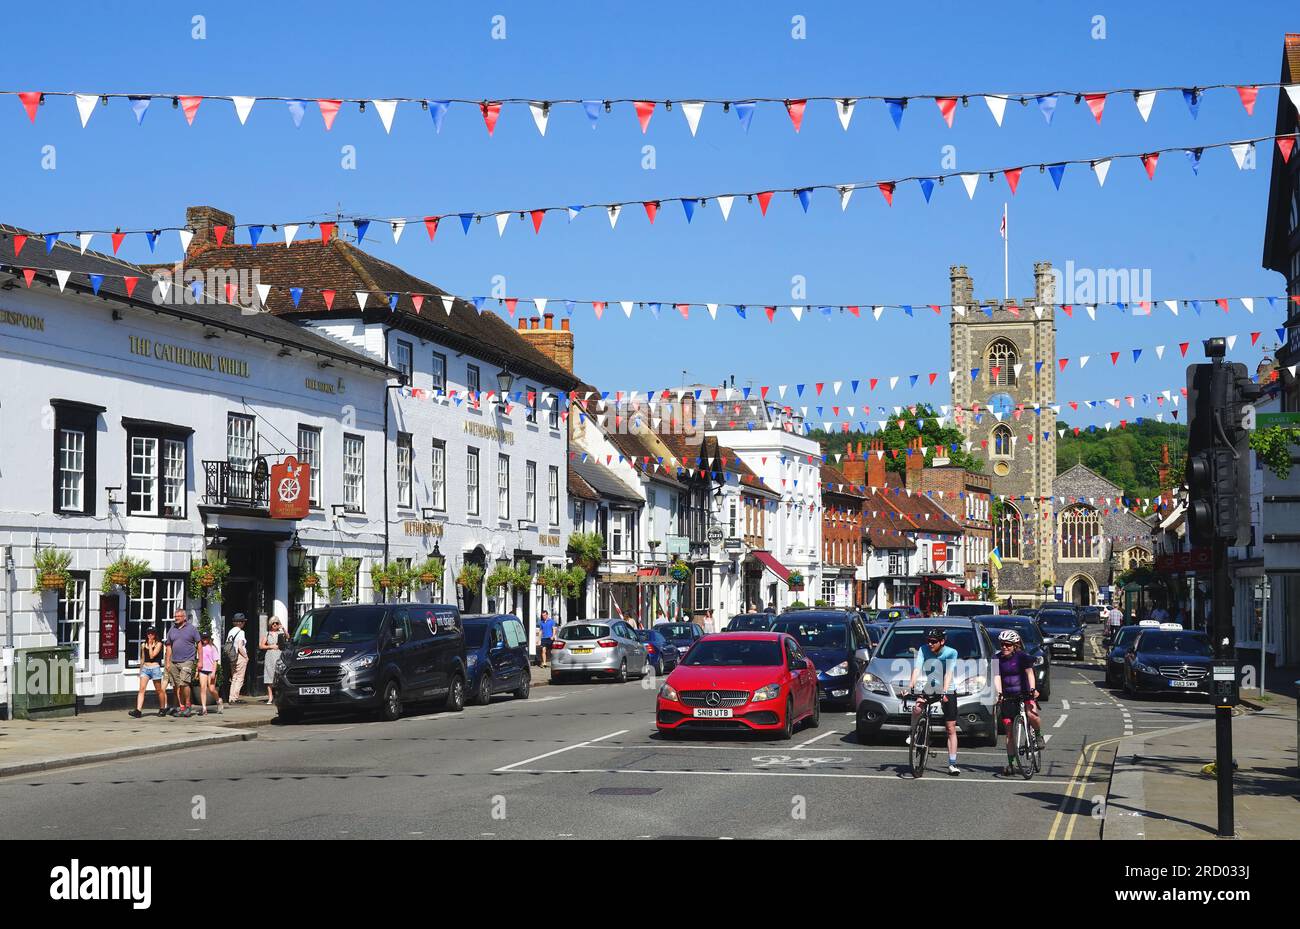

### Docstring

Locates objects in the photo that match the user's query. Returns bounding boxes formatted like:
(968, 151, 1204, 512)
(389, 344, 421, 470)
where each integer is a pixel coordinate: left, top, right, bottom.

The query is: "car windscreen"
(655, 624, 694, 639)
(877, 627, 982, 660)
(771, 620, 848, 649)
(293, 607, 387, 645)
(944, 603, 994, 617)
(559, 624, 609, 640)
(682, 639, 782, 667)
(463, 624, 488, 648)
(633, 629, 660, 644)
(1137, 632, 1213, 656)
(982, 620, 1043, 647)
(1113, 627, 1140, 648)
(1039, 613, 1079, 631)
(727, 615, 771, 631)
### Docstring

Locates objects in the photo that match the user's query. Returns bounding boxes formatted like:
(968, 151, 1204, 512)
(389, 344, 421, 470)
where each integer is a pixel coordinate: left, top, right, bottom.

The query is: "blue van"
(461, 614, 532, 705)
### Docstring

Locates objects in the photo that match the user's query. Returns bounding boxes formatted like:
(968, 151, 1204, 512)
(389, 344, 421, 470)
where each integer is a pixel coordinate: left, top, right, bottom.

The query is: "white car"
(943, 601, 998, 618)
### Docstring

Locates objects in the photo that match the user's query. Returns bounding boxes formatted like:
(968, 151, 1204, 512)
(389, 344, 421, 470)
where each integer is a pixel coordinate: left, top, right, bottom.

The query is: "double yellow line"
(1048, 736, 1126, 840)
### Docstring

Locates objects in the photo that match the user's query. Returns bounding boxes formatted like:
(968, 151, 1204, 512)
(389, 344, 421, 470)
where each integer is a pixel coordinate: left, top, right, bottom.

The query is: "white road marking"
(493, 728, 629, 772)
(503, 766, 1072, 784)
(1053, 715, 1069, 728)
(612, 742, 1009, 756)
(1043, 734, 1053, 744)
(794, 729, 839, 748)
(1061, 700, 1071, 711)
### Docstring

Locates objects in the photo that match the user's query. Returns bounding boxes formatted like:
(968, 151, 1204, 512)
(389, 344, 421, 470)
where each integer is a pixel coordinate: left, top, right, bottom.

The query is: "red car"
(655, 632, 819, 739)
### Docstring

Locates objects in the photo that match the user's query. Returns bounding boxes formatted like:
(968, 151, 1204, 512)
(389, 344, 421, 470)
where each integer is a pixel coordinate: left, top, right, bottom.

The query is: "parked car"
(550, 620, 649, 683)
(770, 610, 871, 707)
(656, 632, 819, 739)
(978, 615, 1052, 701)
(655, 621, 706, 660)
(724, 613, 775, 632)
(1079, 606, 1107, 625)
(1038, 609, 1088, 661)
(1105, 625, 1143, 687)
(853, 617, 998, 746)
(1122, 628, 1215, 698)
(461, 614, 532, 705)
(634, 627, 679, 675)
(276, 603, 467, 723)
(943, 601, 998, 619)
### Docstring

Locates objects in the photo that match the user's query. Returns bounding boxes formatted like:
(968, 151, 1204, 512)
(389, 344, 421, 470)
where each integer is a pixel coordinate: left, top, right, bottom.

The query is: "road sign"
(1255, 411, 1300, 430)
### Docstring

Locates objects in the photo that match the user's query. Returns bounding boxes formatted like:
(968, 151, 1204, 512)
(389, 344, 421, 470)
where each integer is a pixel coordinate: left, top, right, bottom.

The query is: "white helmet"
(997, 629, 1022, 645)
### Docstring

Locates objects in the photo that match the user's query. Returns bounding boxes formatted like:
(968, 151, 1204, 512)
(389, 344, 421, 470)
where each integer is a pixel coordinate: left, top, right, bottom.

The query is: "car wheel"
(776, 698, 795, 740)
(1123, 673, 1136, 699)
(613, 660, 628, 684)
(276, 707, 302, 725)
(474, 672, 492, 706)
(805, 694, 821, 730)
(379, 679, 403, 722)
(513, 672, 531, 700)
(445, 674, 466, 712)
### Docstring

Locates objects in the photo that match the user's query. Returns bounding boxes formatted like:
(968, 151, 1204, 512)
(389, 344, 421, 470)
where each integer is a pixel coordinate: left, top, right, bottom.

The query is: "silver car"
(550, 620, 649, 683)
(851, 618, 998, 746)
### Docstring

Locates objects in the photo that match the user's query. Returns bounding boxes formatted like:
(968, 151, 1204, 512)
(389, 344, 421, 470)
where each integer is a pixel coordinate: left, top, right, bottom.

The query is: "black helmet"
(925, 627, 947, 640)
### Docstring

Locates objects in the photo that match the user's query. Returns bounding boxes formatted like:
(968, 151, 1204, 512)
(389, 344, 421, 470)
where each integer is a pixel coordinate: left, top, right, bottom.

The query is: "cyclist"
(992, 629, 1042, 775)
(905, 627, 961, 776)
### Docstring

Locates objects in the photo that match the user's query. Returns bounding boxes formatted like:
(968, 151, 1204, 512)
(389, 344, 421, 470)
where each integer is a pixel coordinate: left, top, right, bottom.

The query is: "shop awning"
(751, 550, 791, 581)
(930, 578, 975, 599)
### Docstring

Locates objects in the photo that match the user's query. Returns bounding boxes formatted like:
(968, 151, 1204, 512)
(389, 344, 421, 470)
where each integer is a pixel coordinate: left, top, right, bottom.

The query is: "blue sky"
(2, 0, 1296, 428)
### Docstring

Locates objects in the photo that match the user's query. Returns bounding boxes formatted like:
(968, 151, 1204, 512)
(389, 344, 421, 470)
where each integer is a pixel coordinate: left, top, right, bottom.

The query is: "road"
(0, 650, 1215, 840)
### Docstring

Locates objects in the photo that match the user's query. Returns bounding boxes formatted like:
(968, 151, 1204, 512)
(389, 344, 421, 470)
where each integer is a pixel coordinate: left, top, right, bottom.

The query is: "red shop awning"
(930, 578, 975, 599)
(751, 550, 791, 581)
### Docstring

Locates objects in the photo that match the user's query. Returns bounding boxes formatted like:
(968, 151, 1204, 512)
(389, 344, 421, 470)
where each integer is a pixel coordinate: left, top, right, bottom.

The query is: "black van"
(276, 603, 467, 723)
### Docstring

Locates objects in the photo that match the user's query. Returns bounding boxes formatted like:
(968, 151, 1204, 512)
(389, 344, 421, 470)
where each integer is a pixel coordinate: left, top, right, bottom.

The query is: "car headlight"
(1033, 655, 1044, 667)
(658, 683, 680, 703)
(751, 683, 782, 702)
(825, 661, 849, 677)
(1070, 635, 1083, 641)
(466, 654, 479, 667)
(1133, 661, 1155, 674)
(960, 675, 987, 693)
(859, 672, 889, 695)
(346, 653, 377, 671)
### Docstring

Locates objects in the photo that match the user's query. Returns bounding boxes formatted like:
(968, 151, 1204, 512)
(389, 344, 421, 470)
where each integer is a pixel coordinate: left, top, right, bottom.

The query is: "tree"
(1056, 418, 1187, 501)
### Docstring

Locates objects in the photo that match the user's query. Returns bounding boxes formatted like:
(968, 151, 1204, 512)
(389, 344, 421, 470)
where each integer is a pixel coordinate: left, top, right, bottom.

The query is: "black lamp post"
(287, 532, 307, 572)
(496, 366, 515, 399)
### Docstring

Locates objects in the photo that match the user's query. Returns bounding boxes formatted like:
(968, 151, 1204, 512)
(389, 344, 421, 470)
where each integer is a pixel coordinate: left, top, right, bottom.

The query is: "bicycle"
(900, 690, 965, 778)
(998, 692, 1041, 780)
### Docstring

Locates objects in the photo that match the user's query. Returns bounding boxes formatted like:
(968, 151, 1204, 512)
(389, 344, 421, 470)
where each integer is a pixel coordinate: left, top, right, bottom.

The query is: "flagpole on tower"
(1001, 202, 1009, 301)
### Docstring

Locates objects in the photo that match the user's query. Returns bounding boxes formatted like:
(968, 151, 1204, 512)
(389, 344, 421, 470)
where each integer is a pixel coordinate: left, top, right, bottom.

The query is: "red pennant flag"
(423, 216, 439, 241)
(928, 373, 937, 385)
(1003, 168, 1022, 195)
(815, 383, 824, 396)
(1236, 86, 1258, 116)
(869, 378, 878, 391)
(13, 234, 26, 256)
(785, 99, 807, 131)
(1179, 342, 1190, 357)
(123, 276, 139, 297)
(1141, 152, 1159, 180)
(318, 99, 342, 130)
(756, 191, 773, 215)
(505, 298, 518, 316)
(530, 210, 545, 234)
(21, 268, 36, 287)
(1058, 358, 1069, 371)
(1280, 138, 1296, 163)
(1073, 427, 1080, 436)
(320, 289, 336, 310)
(402, 294, 419, 314)
(1084, 93, 1106, 124)
(212, 226, 226, 247)
(642, 201, 658, 224)
(1216, 298, 1229, 313)
(990, 366, 1001, 379)
(846, 305, 860, 318)
(676, 303, 690, 319)
(1061, 304, 1073, 318)
(1120, 420, 1127, 430)
(1110, 351, 1120, 365)
(480, 101, 501, 135)
(18, 92, 40, 123)
(877, 182, 895, 206)
(764, 306, 776, 323)
(1251, 331, 1261, 346)
(179, 96, 203, 125)
(225, 282, 237, 304)
(930, 304, 941, 314)
(1069, 401, 1078, 411)
(1180, 387, 1188, 397)
(633, 100, 655, 133)
(320, 222, 335, 244)
(592, 301, 605, 320)
(935, 97, 957, 127)
(1006, 304, 1021, 317)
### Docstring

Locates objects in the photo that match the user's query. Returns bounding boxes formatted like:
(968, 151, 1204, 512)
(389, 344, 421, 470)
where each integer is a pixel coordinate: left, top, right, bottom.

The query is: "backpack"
(222, 629, 241, 664)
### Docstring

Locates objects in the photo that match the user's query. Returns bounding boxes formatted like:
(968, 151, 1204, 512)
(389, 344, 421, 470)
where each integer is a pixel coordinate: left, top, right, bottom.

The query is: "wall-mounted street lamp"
(496, 366, 515, 397)
(287, 532, 307, 572)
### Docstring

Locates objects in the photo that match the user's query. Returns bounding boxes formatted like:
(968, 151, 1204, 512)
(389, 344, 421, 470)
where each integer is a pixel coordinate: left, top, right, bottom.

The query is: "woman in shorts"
(197, 630, 224, 715)
(130, 628, 167, 718)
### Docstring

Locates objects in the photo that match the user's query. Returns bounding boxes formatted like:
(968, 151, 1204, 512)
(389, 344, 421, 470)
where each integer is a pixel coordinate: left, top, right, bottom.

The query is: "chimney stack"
(905, 436, 925, 489)
(517, 310, 575, 373)
(842, 441, 866, 485)
(184, 205, 236, 256)
(866, 439, 886, 489)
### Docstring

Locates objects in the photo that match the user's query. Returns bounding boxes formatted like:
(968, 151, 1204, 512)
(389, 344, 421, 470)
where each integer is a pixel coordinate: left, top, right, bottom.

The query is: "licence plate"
(1169, 680, 1197, 688)
(572, 647, 593, 654)
(297, 686, 330, 696)
(692, 708, 733, 718)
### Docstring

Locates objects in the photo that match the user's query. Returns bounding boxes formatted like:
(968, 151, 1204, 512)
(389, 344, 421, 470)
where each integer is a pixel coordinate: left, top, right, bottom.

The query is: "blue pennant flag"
(1192, 300, 1203, 316)
(820, 305, 833, 318)
(903, 304, 913, 317)
(971, 368, 980, 381)
(130, 96, 150, 125)
(459, 213, 474, 234)
(735, 305, 746, 319)
(1115, 302, 1127, 314)
(734, 101, 756, 132)
(353, 220, 369, 243)
(88, 274, 103, 295)
(387, 292, 398, 311)
(287, 99, 306, 128)
(919, 177, 935, 202)
(1036, 95, 1057, 124)
(1278, 327, 1288, 343)
(1133, 348, 1142, 363)
(1185, 148, 1202, 174)
(693, 390, 702, 400)
(885, 98, 905, 129)
(742, 387, 751, 400)
(1044, 432, 1051, 441)
(288, 287, 303, 307)
(1048, 163, 1066, 189)
(681, 199, 697, 223)
(582, 100, 601, 127)
(796, 384, 805, 397)
(191, 280, 205, 301)
(1034, 360, 1044, 373)
(1182, 89, 1200, 119)
(145, 231, 157, 252)
(796, 188, 812, 212)
(983, 304, 994, 317)
(567, 205, 584, 221)
(815, 409, 822, 419)
(472, 296, 485, 313)
(247, 225, 263, 247)
(850, 380, 859, 393)
(909, 374, 919, 387)
(45, 233, 59, 252)
(564, 300, 575, 317)
(1269, 297, 1279, 312)
(429, 100, 450, 132)
(649, 303, 660, 319)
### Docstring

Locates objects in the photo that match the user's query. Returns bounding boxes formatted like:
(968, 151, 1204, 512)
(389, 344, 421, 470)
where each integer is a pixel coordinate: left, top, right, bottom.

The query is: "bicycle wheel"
(909, 710, 930, 777)
(1027, 718, 1042, 776)
(1012, 713, 1033, 780)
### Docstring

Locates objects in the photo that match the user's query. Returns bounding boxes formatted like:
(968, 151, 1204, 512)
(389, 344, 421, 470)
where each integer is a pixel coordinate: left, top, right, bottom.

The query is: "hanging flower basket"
(668, 560, 691, 583)
(302, 573, 321, 589)
(102, 556, 153, 598)
(33, 547, 74, 595)
(188, 556, 230, 601)
(787, 570, 805, 592)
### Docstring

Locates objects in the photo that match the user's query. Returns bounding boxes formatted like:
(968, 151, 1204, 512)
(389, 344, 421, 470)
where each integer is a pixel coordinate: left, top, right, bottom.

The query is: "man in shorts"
(164, 608, 201, 717)
(905, 628, 962, 776)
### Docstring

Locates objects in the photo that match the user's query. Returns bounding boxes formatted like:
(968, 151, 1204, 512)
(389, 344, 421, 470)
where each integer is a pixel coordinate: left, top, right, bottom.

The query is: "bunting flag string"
(8, 82, 1298, 135)
(7, 131, 1296, 243)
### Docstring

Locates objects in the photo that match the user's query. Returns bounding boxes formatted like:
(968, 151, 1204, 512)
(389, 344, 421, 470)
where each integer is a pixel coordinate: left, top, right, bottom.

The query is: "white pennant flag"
(706, 303, 718, 320)
(76, 232, 96, 254)
(372, 99, 397, 133)
(608, 204, 622, 229)
(534, 297, 547, 314)
(680, 101, 705, 136)
(354, 291, 369, 310)
(1033, 305, 1043, 319)
(1134, 90, 1157, 122)
(1059, 427, 1067, 437)
(248, 282, 268, 306)
(283, 224, 298, 247)
(1013, 363, 1023, 377)
(1284, 85, 1300, 114)
(836, 98, 856, 130)
(839, 186, 854, 211)
(1230, 142, 1255, 170)
(1290, 365, 1298, 378)
(716, 195, 733, 222)
(960, 173, 979, 199)
(1086, 305, 1096, 320)
(1155, 344, 1165, 359)
(778, 385, 788, 399)
(442, 295, 455, 315)
(954, 305, 966, 317)
(495, 213, 509, 237)
(155, 278, 173, 302)
(889, 376, 899, 390)
(528, 102, 549, 136)
(1241, 297, 1254, 314)
(75, 94, 97, 128)
(232, 96, 256, 125)
(1092, 159, 1112, 187)
(872, 305, 884, 320)
(620, 301, 634, 318)
(391, 219, 406, 243)
(790, 306, 804, 321)
(948, 371, 958, 384)
(566, 207, 581, 222)
(1163, 299, 1178, 316)
(984, 94, 1008, 126)
(1080, 355, 1090, 368)
(833, 381, 842, 395)
(1226, 335, 1238, 350)
(55, 269, 71, 292)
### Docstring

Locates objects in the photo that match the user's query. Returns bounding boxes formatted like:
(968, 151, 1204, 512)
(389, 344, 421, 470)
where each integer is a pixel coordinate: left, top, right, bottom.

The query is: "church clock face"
(988, 392, 1014, 416)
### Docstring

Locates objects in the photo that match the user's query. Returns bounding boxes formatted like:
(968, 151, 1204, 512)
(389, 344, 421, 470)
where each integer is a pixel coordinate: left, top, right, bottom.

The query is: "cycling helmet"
(997, 629, 1022, 645)
(925, 628, 947, 640)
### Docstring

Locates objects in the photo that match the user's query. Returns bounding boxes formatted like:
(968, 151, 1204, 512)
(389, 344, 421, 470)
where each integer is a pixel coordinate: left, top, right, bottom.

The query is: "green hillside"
(1055, 419, 1187, 499)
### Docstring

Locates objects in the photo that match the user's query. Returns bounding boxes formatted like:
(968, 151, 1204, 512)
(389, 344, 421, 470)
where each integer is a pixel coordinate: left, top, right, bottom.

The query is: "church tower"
(950, 262, 1058, 604)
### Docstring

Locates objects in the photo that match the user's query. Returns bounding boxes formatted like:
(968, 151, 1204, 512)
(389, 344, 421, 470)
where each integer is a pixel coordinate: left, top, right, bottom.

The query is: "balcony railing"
(203, 460, 268, 509)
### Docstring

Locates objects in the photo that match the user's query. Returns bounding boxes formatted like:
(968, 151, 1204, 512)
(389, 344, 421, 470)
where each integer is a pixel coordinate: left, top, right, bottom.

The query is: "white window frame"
(297, 426, 322, 507)
(467, 447, 480, 516)
(525, 460, 537, 523)
(343, 434, 365, 513)
(548, 466, 560, 526)
(397, 433, 414, 509)
(497, 454, 511, 520)
(58, 428, 85, 512)
(129, 435, 159, 515)
(431, 352, 447, 392)
(430, 439, 446, 511)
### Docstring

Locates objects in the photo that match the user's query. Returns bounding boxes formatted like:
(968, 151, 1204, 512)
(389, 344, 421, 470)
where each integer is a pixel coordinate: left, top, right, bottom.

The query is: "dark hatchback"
(770, 610, 870, 706)
(461, 614, 532, 705)
(635, 627, 680, 675)
(654, 622, 706, 660)
(1105, 626, 1143, 686)
(1079, 606, 1107, 625)
(863, 622, 891, 653)
(725, 613, 776, 632)
(276, 604, 467, 722)
(980, 615, 1052, 701)
(1038, 609, 1087, 661)
(1123, 629, 1215, 698)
